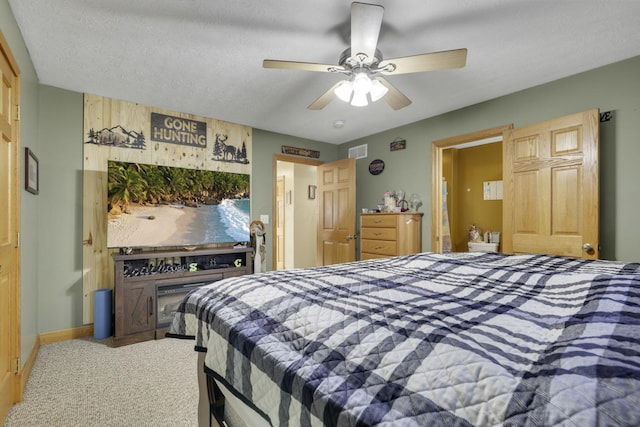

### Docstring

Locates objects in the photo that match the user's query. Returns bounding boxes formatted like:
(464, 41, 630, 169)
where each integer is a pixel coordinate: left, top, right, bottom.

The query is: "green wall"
(341, 56, 640, 263)
(36, 86, 84, 331)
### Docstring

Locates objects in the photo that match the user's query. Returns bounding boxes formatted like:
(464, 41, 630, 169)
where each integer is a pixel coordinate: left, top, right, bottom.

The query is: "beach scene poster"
(107, 161, 250, 248)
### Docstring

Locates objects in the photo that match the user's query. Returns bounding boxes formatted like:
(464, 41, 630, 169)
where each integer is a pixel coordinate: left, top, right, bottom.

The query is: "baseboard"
(39, 324, 94, 345)
(13, 325, 95, 406)
(17, 335, 41, 401)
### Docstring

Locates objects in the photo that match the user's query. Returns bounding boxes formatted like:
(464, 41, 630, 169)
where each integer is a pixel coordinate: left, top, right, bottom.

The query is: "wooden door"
(317, 158, 356, 266)
(503, 109, 599, 258)
(0, 31, 21, 423)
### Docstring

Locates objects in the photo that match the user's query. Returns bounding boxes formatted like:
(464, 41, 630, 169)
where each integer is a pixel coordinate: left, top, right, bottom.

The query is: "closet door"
(502, 109, 599, 259)
(1, 30, 21, 422)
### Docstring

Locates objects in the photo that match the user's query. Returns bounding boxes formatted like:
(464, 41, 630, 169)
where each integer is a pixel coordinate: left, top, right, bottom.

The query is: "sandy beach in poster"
(107, 204, 204, 248)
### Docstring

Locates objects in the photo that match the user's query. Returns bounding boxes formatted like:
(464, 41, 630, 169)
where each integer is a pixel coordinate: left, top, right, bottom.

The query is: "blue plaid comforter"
(168, 251, 640, 426)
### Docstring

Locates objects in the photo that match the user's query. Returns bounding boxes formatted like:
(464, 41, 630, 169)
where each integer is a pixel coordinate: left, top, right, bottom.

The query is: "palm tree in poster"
(107, 162, 148, 207)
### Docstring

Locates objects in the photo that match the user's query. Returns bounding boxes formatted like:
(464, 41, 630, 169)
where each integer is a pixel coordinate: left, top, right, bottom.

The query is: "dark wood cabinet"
(113, 247, 252, 347)
(122, 281, 155, 336)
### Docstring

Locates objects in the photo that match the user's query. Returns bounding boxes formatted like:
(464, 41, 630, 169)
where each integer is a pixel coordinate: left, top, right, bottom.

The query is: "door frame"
(272, 154, 323, 270)
(0, 29, 22, 421)
(431, 124, 512, 252)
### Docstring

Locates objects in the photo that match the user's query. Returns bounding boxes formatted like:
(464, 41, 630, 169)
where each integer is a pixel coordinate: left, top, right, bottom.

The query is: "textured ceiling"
(8, 0, 640, 144)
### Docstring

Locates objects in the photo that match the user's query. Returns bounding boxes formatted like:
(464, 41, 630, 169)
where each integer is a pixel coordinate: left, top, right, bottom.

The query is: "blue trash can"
(94, 289, 113, 339)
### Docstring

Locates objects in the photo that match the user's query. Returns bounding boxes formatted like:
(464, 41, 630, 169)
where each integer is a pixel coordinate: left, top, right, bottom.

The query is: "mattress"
(168, 251, 640, 426)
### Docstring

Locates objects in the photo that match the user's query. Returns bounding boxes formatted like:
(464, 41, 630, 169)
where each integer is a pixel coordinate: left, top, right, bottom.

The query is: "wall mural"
(81, 93, 253, 324)
(84, 116, 250, 165)
(213, 133, 249, 164)
(86, 125, 147, 148)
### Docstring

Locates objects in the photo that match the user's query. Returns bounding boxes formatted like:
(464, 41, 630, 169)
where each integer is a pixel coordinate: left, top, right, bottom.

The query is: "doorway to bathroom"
(431, 125, 512, 253)
(443, 138, 503, 252)
(432, 109, 600, 259)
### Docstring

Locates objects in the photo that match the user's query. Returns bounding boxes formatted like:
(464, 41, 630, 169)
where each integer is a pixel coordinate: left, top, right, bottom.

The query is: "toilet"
(468, 231, 500, 252)
(468, 241, 500, 252)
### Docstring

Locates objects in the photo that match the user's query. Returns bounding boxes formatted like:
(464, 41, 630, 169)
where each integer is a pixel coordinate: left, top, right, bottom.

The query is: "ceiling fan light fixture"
(264, 2, 468, 111)
(351, 91, 369, 107)
(352, 72, 372, 95)
(369, 79, 388, 102)
(334, 81, 353, 102)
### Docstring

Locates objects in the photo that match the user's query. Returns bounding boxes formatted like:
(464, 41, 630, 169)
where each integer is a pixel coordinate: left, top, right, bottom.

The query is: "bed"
(167, 251, 640, 426)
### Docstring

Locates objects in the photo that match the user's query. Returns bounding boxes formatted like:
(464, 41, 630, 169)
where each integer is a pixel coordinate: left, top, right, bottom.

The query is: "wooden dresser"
(360, 212, 423, 260)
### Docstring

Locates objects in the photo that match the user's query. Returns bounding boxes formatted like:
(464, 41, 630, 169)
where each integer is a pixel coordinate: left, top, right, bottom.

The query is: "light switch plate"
(260, 214, 269, 224)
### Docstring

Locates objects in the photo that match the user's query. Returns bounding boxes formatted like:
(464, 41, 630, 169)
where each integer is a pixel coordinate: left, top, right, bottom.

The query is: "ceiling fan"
(263, 2, 467, 110)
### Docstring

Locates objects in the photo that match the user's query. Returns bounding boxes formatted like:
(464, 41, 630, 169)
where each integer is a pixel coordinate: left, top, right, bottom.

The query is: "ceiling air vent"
(348, 144, 368, 159)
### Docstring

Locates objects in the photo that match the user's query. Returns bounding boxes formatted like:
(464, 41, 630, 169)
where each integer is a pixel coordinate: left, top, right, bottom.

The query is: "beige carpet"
(4, 336, 200, 426)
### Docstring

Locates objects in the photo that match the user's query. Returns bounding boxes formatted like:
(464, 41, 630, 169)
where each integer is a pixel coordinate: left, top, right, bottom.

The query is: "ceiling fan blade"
(307, 81, 343, 110)
(263, 59, 345, 73)
(379, 48, 468, 75)
(375, 77, 412, 110)
(350, 2, 384, 64)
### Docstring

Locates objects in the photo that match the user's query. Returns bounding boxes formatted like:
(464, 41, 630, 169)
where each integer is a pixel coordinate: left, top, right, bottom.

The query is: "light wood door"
(0, 31, 21, 423)
(317, 158, 356, 266)
(503, 109, 599, 258)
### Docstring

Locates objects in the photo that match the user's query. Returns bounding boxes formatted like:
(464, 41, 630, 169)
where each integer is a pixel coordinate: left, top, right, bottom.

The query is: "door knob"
(346, 234, 357, 240)
(582, 243, 594, 253)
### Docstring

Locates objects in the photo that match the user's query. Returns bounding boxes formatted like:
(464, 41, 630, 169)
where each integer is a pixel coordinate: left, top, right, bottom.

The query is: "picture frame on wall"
(25, 147, 39, 195)
(390, 138, 406, 151)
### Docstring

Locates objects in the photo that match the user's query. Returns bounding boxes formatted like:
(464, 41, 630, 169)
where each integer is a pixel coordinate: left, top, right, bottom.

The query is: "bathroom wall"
(452, 142, 503, 251)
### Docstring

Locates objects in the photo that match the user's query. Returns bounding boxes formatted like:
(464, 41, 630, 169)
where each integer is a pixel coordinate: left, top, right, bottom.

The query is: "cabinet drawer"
(361, 227, 396, 241)
(360, 239, 397, 256)
(361, 214, 396, 228)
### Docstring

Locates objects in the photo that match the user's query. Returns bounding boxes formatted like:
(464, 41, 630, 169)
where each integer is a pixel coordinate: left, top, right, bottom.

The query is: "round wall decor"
(368, 159, 385, 175)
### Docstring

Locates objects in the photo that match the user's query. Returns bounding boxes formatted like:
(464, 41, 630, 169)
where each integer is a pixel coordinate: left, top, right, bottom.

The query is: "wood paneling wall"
(82, 94, 252, 324)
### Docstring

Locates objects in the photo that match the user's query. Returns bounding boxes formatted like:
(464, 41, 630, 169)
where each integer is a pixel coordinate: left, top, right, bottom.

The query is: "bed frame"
(197, 352, 270, 427)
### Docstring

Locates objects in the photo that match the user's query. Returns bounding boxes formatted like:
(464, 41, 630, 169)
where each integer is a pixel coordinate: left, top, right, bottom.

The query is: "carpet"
(4, 336, 200, 426)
